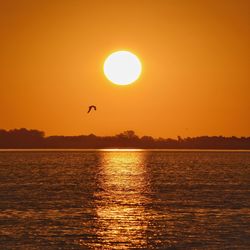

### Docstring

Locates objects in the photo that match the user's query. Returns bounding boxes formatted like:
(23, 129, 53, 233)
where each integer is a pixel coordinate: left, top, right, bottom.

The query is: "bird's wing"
(94, 106, 97, 110)
(87, 106, 91, 113)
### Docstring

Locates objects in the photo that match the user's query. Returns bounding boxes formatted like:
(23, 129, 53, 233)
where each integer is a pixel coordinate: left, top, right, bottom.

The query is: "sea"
(0, 150, 249, 249)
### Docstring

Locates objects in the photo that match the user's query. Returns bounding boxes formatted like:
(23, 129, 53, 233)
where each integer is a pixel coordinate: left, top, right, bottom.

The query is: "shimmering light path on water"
(0, 151, 249, 249)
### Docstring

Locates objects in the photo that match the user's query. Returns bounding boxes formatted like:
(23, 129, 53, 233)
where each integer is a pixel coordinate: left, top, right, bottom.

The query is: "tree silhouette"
(0, 128, 249, 149)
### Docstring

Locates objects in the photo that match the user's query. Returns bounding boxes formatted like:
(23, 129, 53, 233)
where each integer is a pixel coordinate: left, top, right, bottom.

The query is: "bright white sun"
(103, 51, 142, 85)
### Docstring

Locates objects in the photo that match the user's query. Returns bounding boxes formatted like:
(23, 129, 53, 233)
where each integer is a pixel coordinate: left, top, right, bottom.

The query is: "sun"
(103, 51, 142, 85)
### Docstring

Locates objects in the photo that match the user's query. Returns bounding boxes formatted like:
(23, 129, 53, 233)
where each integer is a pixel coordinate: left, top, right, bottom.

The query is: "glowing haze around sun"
(104, 51, 142, 85)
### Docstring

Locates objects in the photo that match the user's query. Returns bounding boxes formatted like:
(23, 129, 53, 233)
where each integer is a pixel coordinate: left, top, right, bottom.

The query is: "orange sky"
(0, 0, 249, 138)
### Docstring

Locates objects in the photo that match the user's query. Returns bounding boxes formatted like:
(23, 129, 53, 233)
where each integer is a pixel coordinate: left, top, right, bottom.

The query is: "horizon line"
(1, 128, 249, 139)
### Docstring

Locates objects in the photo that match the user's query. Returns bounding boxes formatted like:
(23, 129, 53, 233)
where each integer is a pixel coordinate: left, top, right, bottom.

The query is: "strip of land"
(0, 129, 249, 149)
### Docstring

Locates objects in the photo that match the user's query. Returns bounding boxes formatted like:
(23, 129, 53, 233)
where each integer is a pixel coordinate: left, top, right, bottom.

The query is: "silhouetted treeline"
(0, 128, 250, 149)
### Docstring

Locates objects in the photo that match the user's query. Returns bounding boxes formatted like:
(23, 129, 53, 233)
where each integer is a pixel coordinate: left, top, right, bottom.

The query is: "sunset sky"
(1, 0, 249, 138)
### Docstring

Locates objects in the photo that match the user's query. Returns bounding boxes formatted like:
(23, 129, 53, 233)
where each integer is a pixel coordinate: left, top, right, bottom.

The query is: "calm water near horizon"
(0, 150, 249, 249)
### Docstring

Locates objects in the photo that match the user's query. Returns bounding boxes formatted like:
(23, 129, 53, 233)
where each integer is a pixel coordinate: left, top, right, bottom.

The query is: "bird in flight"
(87, 105, 97, 114)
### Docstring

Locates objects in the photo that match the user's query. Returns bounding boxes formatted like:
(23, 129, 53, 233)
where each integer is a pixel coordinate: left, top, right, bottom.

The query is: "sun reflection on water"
(93, 152, 151, 249)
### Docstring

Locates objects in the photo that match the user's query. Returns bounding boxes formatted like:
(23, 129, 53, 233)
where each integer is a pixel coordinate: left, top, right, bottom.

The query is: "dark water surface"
(0, 150, 249, 249)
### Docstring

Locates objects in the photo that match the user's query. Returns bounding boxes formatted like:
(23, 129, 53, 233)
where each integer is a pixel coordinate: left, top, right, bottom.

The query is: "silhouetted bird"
(87, 105, 97, 113)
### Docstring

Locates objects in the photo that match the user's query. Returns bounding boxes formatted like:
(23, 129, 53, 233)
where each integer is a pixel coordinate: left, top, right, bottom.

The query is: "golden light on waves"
(94, 152, 150, 248)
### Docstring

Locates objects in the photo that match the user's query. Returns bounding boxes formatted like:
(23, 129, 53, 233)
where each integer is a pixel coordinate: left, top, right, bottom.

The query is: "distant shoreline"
(1, 128, 250, 150)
